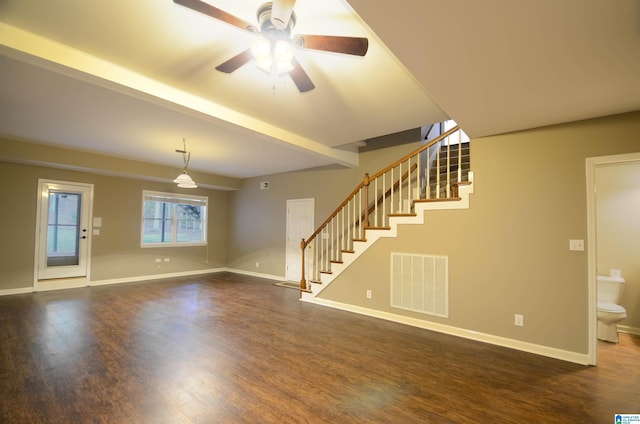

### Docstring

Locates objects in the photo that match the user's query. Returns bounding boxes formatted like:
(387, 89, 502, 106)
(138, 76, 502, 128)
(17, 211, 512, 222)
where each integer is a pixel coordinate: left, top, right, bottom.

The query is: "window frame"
(141, 190, 208, 248)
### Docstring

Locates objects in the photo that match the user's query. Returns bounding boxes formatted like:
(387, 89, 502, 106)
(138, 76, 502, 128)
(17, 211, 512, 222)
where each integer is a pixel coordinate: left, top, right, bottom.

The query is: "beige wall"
(229, 111, 640, 355)
(595, 160, 640, 329)
(227, 142, 421, 277)
(0, 161, 229, 290)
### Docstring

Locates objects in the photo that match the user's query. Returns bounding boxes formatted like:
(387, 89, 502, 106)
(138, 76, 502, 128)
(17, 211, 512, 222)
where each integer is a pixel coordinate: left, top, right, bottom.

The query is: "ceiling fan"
(173, 0, 369, 92)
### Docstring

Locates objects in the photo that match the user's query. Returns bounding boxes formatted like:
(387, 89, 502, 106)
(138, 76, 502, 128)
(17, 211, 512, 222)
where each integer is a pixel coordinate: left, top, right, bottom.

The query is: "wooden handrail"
(302, 173, 369, 249)
(302, 126, 459, 250)
(368, 125, 459, 181)
(300, 124, 464, 291)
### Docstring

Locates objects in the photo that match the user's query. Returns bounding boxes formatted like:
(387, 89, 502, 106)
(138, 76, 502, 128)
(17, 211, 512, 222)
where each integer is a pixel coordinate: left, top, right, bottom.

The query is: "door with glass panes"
(37, 180, 92, 281)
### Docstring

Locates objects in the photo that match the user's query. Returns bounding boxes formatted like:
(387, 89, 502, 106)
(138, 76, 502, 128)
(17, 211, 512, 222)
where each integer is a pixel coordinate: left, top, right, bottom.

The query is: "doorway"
(285, 198, 314, 282)
(35, 179, 93, 290)
(586, 152, 640, 364)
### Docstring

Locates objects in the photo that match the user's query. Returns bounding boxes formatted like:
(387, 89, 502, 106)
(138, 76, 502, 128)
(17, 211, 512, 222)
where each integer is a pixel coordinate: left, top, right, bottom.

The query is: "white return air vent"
(391, 253, 449, 318)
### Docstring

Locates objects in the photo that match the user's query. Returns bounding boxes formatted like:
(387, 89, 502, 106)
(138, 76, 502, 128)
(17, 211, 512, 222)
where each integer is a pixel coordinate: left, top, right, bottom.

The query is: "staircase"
(299, 125, 473, 300)
(429, 140, 470, 198)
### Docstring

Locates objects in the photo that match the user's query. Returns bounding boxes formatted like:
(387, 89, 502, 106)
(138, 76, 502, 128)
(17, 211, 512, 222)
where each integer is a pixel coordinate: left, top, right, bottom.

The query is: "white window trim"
(141, 190, 208, 248)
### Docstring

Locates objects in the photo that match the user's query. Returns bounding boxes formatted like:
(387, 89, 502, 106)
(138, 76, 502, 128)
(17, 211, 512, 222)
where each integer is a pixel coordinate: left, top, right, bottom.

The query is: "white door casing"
(35, 179, 93, 286)
(585, 151, 640, 365)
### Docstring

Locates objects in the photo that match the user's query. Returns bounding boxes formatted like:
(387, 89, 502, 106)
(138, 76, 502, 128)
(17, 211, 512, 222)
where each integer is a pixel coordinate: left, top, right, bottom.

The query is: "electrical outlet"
(366, 289, 372, 299)
(255, 262, 259, 268)
(514, 314, 524, 327)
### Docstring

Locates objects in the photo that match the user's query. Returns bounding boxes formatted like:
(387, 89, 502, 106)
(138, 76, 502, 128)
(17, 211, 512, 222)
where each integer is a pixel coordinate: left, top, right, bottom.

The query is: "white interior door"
(285, 198, 314, 282)
(36, 180, 93, 282)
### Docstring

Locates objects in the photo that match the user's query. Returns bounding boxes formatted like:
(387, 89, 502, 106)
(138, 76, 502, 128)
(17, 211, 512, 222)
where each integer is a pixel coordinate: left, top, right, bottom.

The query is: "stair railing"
(300, 125, 467, 291)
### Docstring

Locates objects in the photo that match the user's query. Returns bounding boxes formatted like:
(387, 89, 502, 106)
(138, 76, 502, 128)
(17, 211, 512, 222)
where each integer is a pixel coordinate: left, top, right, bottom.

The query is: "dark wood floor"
(1, 272, 638, 423)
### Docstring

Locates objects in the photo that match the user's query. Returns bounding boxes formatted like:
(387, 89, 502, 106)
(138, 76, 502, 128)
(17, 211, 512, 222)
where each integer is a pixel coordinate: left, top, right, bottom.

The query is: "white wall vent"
(391, 252, 449, 318)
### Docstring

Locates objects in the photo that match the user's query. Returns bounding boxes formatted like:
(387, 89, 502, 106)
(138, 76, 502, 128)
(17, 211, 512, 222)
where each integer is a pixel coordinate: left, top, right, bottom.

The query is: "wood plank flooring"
(0, 272, 638, 423)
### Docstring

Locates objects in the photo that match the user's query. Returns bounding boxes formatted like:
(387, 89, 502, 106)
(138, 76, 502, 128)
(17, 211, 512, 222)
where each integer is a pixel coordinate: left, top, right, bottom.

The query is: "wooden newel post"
(363, 173, 370, 228)
(300, 238, 307, 292)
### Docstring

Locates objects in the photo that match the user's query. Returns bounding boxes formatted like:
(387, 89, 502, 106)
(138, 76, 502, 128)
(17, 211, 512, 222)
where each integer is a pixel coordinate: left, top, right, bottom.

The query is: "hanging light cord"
(176, 138, 191, 172)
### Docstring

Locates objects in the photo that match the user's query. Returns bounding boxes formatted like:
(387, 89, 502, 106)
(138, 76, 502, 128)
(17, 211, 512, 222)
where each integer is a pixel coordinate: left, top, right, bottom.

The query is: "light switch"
(569, 239, 584, 251)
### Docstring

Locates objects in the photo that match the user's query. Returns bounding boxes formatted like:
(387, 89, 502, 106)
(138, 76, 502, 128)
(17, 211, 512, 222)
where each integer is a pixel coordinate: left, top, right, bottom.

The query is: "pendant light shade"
(173, 172, 197, 188)
(174, 139, 197, 188)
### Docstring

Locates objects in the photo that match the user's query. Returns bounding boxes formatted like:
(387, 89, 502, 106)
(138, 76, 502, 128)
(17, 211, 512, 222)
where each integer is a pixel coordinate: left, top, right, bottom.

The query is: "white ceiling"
(1, 0, 639, 179)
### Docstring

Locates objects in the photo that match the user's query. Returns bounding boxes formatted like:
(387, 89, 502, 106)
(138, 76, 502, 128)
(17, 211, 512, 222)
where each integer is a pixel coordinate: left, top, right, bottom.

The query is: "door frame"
(285, 198, 315, 282)
(586, 151, 640, 365)
(34, 179, 94, 291)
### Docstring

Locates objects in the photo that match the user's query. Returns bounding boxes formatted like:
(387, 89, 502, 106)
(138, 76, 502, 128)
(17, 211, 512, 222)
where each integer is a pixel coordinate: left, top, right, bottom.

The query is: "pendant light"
(173, 139, 197, 188)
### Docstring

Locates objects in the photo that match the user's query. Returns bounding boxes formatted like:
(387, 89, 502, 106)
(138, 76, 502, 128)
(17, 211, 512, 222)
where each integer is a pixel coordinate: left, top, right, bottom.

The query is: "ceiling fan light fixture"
(173, 0, 368, 93)
(251, 36, 294, 75)
(251, 37, 273, 72)
(273, 39, 294, 72)
(251, 37, 271, 61)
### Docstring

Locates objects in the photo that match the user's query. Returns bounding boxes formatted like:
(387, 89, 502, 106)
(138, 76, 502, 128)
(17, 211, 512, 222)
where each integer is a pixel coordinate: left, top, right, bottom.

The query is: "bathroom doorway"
(586, 152, 640, 365)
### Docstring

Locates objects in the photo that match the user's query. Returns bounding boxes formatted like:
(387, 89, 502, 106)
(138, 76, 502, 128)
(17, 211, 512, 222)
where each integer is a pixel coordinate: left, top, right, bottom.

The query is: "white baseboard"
(618, 324, 640, 336)
(224, 268, 285, 282)
(89, 268, 226, 287)
(0, 286, 34, 296)
(90, 267, 284, 287)
(306, 297, 590, 365)
(0, 268, 282, 296)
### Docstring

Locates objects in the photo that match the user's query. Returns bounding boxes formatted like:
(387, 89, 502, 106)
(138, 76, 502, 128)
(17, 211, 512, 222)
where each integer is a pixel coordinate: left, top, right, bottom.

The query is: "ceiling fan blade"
(297, 34, 369, 56)
(289, 58, 315, 93)
(215, 49, 253, 73)
(173, 0, 255, 31)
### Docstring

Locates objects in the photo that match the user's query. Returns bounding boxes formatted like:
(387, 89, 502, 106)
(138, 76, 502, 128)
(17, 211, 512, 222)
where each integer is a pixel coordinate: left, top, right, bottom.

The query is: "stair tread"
(365, 226, 391, 231)
(388, 213, 417, 217)
(414, 197, 462, 203)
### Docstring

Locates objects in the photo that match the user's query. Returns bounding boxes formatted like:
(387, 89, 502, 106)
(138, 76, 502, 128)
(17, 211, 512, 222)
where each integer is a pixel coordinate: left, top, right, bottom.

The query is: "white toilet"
(596, 273, 627, 343)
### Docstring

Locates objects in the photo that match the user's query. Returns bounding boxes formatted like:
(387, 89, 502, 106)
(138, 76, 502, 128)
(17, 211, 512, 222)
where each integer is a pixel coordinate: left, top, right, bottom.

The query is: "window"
(141, 191, 207, 247)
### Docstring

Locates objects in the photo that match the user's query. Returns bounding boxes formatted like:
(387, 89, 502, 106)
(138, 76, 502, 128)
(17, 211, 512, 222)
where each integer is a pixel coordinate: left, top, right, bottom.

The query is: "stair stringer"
(301, 180, 473, 302)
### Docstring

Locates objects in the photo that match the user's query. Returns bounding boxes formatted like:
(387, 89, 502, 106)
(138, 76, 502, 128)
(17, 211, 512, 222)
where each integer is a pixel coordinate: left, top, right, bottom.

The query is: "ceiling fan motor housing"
(267, 0, 296, 30)
(257, 2, 296, 36)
